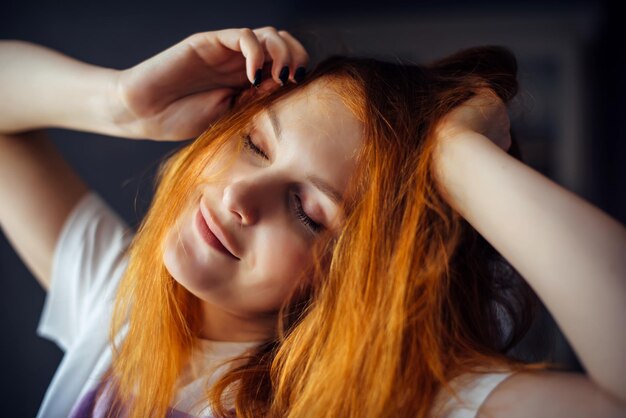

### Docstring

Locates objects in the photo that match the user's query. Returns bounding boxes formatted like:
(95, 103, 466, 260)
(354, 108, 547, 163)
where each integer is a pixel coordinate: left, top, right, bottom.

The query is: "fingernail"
(253, 68, 262, 88)
(279, 66, 289, 86)
(294, 66, 306, 83)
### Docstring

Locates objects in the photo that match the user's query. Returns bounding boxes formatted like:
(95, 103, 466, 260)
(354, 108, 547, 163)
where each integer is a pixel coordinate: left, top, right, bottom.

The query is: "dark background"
(1, 0, 624, 416)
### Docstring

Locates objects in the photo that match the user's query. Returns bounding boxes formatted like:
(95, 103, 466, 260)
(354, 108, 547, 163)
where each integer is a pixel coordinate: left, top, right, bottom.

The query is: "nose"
(222, 174, 273, 226)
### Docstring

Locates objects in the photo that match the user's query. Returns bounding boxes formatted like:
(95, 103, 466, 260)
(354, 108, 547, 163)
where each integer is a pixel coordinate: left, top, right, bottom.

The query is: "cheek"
(253, 228, 312, 287)
(162, 204, 230, 295)
(162, 214, 202, 287)
(162, 225, 189, 286)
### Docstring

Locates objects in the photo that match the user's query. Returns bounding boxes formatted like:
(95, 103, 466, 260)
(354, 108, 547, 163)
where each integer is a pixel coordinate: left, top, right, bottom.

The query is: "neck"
(198, 301, 277, 343)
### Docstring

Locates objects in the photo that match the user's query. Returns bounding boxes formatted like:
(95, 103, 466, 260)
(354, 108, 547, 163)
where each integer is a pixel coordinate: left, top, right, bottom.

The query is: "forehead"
(275, 79, 350, 117)
(259, 80, 364, 157)
(253, 79, 364, 206)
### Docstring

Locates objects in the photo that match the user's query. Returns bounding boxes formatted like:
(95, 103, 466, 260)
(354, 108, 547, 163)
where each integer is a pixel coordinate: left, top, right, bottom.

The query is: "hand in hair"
(434, 88, 512, 152)
(111, 27, 309, 141)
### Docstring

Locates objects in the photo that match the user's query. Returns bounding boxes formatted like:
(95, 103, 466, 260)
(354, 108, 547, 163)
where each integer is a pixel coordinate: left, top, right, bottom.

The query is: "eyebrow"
(264, 106, 344, 206)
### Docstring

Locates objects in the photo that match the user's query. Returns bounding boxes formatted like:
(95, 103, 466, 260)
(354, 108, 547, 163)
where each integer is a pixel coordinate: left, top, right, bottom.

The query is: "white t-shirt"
(429, 370, 514, 418)
(36, 191, 260, 417)
(36, 191, 515, 418)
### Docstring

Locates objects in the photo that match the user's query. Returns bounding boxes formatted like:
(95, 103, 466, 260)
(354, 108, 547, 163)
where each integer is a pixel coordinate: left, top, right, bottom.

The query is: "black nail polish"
(294, 66, 306, 83)
(253, 68, 262, 88)
(279, 66, 289, 86)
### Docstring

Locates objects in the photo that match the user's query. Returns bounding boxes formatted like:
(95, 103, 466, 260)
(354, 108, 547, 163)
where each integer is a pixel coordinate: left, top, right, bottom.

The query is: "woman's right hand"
(111, 27, 309, 141)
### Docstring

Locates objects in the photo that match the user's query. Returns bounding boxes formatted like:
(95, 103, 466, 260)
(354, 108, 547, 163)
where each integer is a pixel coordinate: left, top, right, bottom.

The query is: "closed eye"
(242, 134, 269, 160)
(241, 133, 325, 235)
(292, 193, 323, 234)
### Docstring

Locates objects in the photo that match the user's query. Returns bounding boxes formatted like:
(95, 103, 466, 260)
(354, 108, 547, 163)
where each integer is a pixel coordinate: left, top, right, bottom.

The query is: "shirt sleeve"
(36, 191, 134, 352)
(430, 370, 517, 418)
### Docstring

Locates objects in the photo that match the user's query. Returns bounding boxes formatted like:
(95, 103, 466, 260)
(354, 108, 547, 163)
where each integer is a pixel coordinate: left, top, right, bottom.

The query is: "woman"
(0, 27, 624, 418)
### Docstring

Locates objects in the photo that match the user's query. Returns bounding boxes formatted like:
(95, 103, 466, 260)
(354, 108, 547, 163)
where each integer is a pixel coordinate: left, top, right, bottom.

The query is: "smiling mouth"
(195, 207, 238, 260)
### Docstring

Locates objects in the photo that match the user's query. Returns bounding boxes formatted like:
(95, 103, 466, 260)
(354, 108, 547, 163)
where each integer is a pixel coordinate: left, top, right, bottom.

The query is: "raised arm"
(1, 28, 309, 139)
(431, 92, 626, 415)
(0, 40, 116, 289)
(0, 29, 308, 290)
(0, 40, 121, 136)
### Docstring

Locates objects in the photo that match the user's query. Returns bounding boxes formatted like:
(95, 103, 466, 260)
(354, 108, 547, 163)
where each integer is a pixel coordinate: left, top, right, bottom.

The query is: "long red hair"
(99, 46, 562, 417)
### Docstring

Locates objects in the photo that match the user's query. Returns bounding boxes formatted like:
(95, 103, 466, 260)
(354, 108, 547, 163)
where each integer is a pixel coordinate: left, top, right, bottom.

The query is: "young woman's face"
(163, 79, 363, 329)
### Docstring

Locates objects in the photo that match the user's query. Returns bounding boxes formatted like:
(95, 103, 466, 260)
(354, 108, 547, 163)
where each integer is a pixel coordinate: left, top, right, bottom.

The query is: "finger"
(215, 28, 265, 85)
(253, 26, 293, 86)
(277, 30, 310, 83)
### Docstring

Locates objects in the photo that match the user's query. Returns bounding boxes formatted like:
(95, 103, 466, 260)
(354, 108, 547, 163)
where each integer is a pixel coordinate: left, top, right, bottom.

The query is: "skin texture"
(162, 79, 364, 342)
(2, 28, 624, 415)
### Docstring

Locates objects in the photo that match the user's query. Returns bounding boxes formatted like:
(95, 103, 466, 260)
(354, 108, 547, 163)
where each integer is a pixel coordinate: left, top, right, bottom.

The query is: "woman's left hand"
(434, 88, 512, 152)
(110, 27, 309, 141)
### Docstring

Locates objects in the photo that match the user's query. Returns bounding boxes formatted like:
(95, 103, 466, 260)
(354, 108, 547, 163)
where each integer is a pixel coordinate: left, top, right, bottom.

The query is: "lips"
(196, 203, 239, 260)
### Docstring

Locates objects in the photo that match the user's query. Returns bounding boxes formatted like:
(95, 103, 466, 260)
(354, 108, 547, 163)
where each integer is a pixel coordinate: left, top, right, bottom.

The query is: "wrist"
(55, 66, 134, 138)
(102, 68, 147, 139)
(431, 130, 494, 216)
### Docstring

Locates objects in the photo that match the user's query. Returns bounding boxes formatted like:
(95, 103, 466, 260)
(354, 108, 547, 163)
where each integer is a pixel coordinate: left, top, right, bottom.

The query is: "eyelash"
(242, 133, 269, 159)
(292, 194, 323, 234)
(242, 133, 323, 234)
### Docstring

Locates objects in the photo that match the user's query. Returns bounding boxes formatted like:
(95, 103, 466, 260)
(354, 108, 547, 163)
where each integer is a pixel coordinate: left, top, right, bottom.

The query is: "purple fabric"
(68, 379, 234, 418)
(68, 386, 99, 418)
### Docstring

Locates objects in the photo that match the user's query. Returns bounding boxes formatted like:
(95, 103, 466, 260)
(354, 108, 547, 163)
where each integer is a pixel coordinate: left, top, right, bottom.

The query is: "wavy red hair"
(97, 46, 563, 418)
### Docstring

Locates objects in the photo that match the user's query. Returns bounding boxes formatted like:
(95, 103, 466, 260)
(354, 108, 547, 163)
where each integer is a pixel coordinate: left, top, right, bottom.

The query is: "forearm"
(0, 40, 123, 136)
(433, 131, 626, 402)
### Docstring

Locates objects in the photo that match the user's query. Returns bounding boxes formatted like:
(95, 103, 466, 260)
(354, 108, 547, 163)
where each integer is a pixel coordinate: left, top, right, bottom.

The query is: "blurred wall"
(1, 1, 623, 415)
